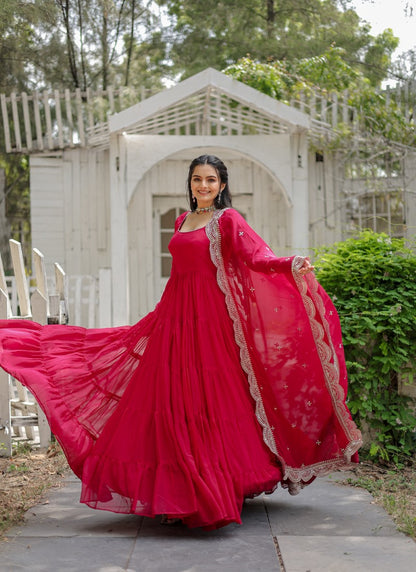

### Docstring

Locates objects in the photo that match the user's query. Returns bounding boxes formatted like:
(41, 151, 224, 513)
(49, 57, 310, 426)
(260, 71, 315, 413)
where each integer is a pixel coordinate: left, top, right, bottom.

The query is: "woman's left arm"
(219, 209, 314, 276)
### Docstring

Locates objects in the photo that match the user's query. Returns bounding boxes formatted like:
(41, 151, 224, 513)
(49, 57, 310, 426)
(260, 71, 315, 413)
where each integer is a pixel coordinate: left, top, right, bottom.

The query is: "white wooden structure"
(27, 69, 313, 326)
(1, 68, 415, 327)
(0, 240, 67, 457)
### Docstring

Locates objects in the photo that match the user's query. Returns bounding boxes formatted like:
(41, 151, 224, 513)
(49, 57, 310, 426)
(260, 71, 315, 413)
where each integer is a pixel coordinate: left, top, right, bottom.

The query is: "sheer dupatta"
(203, 208, 362, 491)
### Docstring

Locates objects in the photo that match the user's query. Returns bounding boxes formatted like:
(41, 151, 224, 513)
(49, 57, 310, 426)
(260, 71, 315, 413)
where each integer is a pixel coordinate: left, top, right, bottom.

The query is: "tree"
(224, 47, 414, 146)
(160, 0, 396, 83)
(0, 0, 54, 93)
(0, 1, 167, 93)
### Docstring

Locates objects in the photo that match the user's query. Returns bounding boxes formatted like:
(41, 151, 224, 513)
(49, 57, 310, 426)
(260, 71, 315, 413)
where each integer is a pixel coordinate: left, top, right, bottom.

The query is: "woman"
(0, 155, 362, 530)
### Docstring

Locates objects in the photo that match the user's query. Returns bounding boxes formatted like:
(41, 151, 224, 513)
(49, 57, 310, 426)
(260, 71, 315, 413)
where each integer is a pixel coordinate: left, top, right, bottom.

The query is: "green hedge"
(314, 231, 416, 465)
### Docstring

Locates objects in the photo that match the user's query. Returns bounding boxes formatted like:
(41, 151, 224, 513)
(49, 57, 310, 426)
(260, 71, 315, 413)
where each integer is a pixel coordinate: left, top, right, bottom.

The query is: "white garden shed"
(29, 68, 319, 326)
(22, 67, 415, 327)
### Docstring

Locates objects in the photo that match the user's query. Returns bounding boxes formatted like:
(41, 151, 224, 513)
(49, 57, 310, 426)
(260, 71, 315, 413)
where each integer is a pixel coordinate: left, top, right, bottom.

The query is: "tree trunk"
(125, 0, 136, 87)
(266, 0, 275, 38)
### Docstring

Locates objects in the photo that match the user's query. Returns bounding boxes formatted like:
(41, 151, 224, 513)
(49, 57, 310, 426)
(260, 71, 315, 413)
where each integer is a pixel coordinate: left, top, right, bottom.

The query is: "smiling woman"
(0, 154, 362, 530)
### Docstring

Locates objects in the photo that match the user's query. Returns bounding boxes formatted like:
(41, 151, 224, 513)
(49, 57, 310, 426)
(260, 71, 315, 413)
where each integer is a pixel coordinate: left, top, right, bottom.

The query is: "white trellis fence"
(0, 239, 68, 457)
(4, 267, 113, 329)
(0, 81, 415, 153)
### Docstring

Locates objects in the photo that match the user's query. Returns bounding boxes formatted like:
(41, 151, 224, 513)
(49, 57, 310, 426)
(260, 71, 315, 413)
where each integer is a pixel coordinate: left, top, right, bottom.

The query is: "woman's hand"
(298, 258, 315, 276)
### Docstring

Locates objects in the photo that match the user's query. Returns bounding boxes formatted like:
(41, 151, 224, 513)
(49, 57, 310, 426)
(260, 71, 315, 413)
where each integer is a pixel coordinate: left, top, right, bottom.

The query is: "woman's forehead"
(192, 164, 219, 177)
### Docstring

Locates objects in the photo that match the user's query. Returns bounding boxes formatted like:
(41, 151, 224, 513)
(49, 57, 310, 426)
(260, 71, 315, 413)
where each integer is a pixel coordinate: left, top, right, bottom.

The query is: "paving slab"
(277, 535, 416, 572)
(266, 472, 416, 572)
(128, 500, 280, 572)
(0, 471, 415, 572)
(265, 473, 399, 537)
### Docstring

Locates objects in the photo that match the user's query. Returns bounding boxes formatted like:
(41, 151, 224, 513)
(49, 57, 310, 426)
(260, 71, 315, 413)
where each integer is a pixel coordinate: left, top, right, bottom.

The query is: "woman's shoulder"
(217, 208, 250, 233)
(174, 211, 189, 231)
(218, 207, 245, 223)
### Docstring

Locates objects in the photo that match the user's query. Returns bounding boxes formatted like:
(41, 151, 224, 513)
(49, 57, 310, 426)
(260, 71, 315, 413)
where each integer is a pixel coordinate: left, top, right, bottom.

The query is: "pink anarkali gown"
(0, 208, 362, 530)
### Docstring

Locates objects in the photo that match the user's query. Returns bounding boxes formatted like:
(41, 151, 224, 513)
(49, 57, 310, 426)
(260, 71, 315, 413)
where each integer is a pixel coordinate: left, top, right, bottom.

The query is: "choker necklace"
(195, 205, 216, 215)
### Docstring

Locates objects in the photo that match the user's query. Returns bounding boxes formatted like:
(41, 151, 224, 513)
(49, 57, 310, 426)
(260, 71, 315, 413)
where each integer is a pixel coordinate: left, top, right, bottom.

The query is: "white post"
(0, 253, 11, 318)
(54, 263, 68, 324)
(33, 248, 49, 315)
(110, 133, 129, 325)
(30, 288, 52, 449)
(291, 132, 310, 254)
(9, 239, 31, 318)
(0, 288, 11, 456)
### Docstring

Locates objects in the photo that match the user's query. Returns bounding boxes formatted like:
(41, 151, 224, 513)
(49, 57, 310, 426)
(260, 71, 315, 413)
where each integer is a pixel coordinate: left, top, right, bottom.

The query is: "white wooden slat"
(9, 239, 31, 317)
(31, 288, 47, 324)
(10, 92, 22, 151)
(14, 378, 33, 441)
(54, 262, 66, 300)
(54, 89, 64, 148)
(43, 91, 53, 149)
(33, 91, 44, 151)
(30, 288, 52, 447)
(33, 248, 49, 315)
(0, 288, 12, 456)
(76, 88, 85, 146)
(0, 288, 8, 318)
(21, 92, 33, 151)
(0, 93, 12, 152)
(0, 254, 11, 318)
(54, 263, 68, 325)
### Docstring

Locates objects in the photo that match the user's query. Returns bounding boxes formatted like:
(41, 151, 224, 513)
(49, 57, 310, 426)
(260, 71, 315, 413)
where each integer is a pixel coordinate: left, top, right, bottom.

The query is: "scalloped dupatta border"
(206, 211, 362, 488)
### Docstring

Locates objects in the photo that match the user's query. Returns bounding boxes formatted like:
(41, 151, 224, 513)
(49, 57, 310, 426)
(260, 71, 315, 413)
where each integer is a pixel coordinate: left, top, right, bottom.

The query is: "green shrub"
(314, 230, 416, 465)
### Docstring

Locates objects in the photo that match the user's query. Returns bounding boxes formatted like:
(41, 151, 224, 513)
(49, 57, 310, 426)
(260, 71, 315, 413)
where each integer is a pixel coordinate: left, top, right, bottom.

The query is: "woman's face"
(190, 164, 225, 208)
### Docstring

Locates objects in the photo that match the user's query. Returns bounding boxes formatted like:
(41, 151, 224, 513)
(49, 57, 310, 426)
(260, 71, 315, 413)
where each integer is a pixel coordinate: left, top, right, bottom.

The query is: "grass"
(0, 443, 69, 538)
(344, 460, 416, 540)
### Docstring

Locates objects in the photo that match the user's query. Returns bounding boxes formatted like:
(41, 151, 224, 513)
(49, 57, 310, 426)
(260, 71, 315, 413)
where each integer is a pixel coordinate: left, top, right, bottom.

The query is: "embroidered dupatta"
(203, 208, 362, 488)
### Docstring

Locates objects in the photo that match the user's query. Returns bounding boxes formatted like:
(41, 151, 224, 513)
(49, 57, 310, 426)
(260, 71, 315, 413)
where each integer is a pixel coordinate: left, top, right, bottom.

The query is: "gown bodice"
(169, 227, 215, 277)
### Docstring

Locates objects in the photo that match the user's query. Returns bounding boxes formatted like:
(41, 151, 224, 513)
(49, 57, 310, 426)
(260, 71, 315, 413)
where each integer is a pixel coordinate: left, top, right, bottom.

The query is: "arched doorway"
(127, 151, 291, 323)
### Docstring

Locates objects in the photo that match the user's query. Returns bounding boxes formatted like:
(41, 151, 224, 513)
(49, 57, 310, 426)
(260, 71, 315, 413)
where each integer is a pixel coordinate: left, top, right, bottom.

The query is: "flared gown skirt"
(0, 227, 282, 529)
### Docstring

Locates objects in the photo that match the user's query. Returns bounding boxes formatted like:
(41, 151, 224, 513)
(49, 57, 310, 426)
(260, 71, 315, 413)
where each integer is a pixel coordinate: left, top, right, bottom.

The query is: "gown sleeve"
(217, 208, 306, 275)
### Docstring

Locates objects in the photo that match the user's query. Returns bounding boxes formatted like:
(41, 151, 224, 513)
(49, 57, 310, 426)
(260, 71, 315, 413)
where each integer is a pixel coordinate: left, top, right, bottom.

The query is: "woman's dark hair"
(187, 155, 232, 211)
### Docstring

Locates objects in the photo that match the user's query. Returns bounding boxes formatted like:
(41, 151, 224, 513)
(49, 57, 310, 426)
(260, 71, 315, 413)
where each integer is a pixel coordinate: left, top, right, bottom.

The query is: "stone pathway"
(0, 473, 415, 571)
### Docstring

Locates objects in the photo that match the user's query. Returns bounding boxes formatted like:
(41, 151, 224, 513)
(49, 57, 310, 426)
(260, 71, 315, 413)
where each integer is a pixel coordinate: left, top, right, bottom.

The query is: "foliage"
(0, 0, 166, 93)
(224, 48, 415, 146)
(161, 0, 397, 82)
(0, 0, 54, 92)
(314, 230, 416, 465)
(0, 153, 31, 271)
